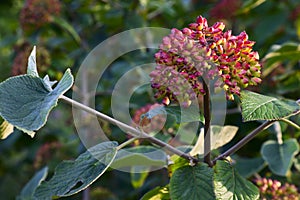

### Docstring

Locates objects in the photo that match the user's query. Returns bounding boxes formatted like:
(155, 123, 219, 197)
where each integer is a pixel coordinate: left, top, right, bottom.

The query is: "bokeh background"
(0, 0, 299, 199)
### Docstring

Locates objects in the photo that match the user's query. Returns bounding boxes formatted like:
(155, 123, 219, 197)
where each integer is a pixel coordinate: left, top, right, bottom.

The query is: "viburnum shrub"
(255, 178, 299, 200)
(0, 15, 299, 199)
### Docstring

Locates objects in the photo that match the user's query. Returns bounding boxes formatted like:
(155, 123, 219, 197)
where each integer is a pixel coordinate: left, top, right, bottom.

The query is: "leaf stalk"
(60, 95, 199, 163)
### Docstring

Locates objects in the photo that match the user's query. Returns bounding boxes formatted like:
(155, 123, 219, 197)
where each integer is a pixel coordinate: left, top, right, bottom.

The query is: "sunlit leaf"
(237, 0, 267, 14)
(261, 139, 299, 176)
(240, 91, 300, 121)
(0, 69, 73, 137)
(141, 185, 170, 200)
(214, 160, 259, 200)
(262, 42, 300, 77)
(111, 146, 167, 170)
(0, 117, 14, 139)
(190, 125, 238, 156)
(170, 164, 215, 200)
(168, 155, 190, 177)
(17, 167, 48, 200)
(34, 141, 118, 198)
(131, 166, 149, 189)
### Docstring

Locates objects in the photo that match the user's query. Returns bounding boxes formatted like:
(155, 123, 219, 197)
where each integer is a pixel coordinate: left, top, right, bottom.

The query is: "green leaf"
(111, 146, 167, 170)
(34, 141, 118, 198)
(232, 155, 266, 178)
(27, 46, 39, 77)
(52, 16, 81, 45)
(141, 185, 170, 200)
(43, 75, 57, 91)
(0, 117, 14, 139)
(237, 0, 267, 14)
(165, 105, 204, 123)
(261, 139, 299, 176)
(214, 160, 259, 200)
(262, 42, 300, 77)
(0, 69, 73, 137)
(240, 91, 300, 122)
(276, 71, 300, 95)
(295, 156, 300, 172)
(190, 125, 238, 156)
(170, 164, 215, 200)
(168, 155, 190, 175)
(17, 167, 48, 200)
(130, 166, 149, 189)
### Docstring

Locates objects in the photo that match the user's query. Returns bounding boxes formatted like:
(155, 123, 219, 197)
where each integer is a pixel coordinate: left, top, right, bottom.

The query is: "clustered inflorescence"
(132, 103, 166, 133)
(150, 15, 262, 107)
(20, 0, 61, 31)
(255, 178, 299, 200)
(12, 43, 51, 76)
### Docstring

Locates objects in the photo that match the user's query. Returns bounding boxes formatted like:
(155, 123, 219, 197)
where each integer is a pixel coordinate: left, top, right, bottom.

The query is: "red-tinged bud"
(216, 45, 224, 54)
(206, 48, 212, 57)
(186, 40, 194, 49)
(241, 31, 249, 40)
(224, 30, 232, 39)
(182, 100, 192, 108)
(200, 89, 206, 94)
(227, 94, 234, 101)
(250, 66, 259, 72)
(244, 40, 255, 47)
(182, 27, 192, 36)
(242, 77, 249, 84)
(251, 51, 259, 60)
(189, 23, 198, 30)
(196, 16, 208, 28)
(162, 36, 171, 46)
(213, 22, 225, 30)
(252, 71, 261, 77)
(209, 42, 217, 49)
(223, 84, 229, 91)
(224, 79, 233, 86)
(163, 97, 170, 106)
(251, 77, 262, 85)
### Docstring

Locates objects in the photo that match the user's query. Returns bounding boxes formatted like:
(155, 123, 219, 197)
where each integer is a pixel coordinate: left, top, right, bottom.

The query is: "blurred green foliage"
(0, 0, 299, 199)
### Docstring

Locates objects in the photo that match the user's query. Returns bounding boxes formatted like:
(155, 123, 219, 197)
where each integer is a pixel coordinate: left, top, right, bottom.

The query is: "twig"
(212, 120, 275, 165)
(116, 137, 138, 150)
(60, 95, 198, 163)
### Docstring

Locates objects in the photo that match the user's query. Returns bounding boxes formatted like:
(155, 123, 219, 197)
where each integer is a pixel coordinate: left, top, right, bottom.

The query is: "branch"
(60, 95, 198, 163)
(203, 81, 212, 167)
(212, 120, 275, 165)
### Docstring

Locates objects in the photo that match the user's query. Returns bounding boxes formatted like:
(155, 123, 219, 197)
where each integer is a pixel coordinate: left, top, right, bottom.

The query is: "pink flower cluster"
(150, 15, 262, 106)
(255, 178, 299, 200)
(131, 103, 166, 133)
(12, 42, 51, 76)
